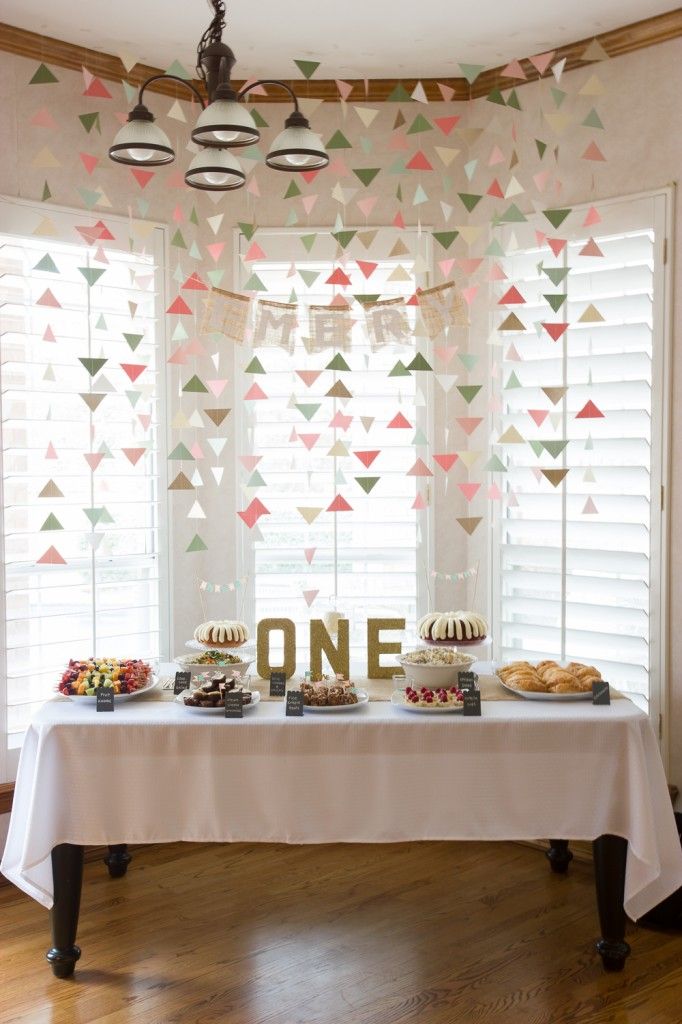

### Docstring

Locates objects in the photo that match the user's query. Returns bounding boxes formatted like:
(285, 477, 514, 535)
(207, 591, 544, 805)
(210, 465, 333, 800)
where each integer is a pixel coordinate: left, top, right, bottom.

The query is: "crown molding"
(0, 8, 680, 103)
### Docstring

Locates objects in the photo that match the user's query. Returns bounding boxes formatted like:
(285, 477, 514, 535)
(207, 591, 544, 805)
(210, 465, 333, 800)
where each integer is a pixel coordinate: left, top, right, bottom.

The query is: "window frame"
(489, 187, 673, 761)
(0, 194, 171, 781)
(232, 225, 435, 657)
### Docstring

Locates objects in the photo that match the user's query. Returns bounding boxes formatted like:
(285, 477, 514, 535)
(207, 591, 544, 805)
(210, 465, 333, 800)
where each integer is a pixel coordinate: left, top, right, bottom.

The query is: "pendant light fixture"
(109, 0, 329, 190)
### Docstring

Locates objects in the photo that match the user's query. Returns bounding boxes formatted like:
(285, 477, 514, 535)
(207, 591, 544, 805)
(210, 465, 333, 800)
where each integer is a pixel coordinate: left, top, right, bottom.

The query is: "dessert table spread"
(3, 681, 681, 977)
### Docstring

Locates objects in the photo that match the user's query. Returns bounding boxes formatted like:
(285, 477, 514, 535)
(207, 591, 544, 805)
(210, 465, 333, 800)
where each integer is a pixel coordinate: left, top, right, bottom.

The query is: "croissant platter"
(498, 660, 601, 694)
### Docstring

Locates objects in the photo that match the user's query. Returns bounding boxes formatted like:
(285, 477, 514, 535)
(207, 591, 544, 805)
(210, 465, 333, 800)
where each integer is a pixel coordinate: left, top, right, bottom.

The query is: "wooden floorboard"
(1, 841, 681, 1024)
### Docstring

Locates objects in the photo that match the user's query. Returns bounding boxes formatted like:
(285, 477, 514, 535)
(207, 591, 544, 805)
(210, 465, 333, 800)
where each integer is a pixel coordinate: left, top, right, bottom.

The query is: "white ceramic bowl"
(397, 650, 477, 687)
(175, 654, 253, 680)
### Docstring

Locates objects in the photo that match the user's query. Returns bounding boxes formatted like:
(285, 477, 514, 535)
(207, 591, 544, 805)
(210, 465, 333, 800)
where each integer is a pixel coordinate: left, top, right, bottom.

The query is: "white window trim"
(488, 186, 673, 765)
(232, 225, 435, 642)
(0, 195, 171, 781)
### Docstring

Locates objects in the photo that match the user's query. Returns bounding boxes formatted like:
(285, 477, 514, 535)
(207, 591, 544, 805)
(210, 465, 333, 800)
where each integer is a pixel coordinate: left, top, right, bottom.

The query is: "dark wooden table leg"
(546, 839, 573, 874)
(593, 834, 631, 971)
(104, 843, 132, 878)
(46, 843, 84, 978)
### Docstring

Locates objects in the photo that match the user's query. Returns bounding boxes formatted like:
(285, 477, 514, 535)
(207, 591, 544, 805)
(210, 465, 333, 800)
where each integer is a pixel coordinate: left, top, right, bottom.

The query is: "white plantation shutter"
(0, 198, 168, 778)
(493, 192, 669, 713)
(236, 229, 430, 669)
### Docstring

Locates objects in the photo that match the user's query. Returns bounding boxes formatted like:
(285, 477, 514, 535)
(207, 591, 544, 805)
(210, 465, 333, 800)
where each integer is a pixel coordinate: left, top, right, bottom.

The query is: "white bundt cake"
(417, 610, 488, 644)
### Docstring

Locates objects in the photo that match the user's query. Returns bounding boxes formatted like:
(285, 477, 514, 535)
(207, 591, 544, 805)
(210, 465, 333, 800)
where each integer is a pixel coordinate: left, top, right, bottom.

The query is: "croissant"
(498, 661, 532, 680)
(543, 668, 577, 687)
(510, 677, 549, 692)
(549, 682, 580, 693)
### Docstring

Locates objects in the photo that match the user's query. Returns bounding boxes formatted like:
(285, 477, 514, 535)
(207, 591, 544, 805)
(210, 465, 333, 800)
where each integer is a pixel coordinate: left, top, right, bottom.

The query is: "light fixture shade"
(191, 99, 260, 147)
(184, 147, 246, 191)
(109, 118, 175, 165)
(265, 125, 329, 171)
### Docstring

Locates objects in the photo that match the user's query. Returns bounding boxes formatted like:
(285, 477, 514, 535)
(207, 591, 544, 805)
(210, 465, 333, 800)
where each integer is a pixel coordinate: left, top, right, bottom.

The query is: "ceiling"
(3, 0, 678, 77)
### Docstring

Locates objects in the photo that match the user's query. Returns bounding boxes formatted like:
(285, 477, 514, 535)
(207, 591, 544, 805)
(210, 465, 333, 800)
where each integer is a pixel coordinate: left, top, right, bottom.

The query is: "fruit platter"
(392, 684, 465, 714)
(58, 658, 157, 700)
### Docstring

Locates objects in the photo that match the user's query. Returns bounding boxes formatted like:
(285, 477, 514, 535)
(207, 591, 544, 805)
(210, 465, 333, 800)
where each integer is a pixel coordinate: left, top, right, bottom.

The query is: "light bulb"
(204, 170, 231, 186)
(212, 130, 239, 143)
(125, 147, 155, 162)
(285, 152, 312, 167)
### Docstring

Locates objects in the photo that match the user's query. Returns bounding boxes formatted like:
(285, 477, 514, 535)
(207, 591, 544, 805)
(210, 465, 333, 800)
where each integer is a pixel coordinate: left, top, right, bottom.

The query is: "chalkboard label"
(224, 690, 244, 719)
(270, 671, 287, 697)
(285, 691, 304, 717)
(96, 687, 114, 712)
(592, 680, 611, 705)
(458, 670, 478, 692)
(462, 690, 482, 717)
(174, 670, 191, 694)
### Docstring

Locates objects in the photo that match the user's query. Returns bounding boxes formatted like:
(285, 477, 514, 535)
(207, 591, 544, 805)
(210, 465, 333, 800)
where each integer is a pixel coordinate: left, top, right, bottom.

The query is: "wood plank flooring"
(1, 841, 681, 1024)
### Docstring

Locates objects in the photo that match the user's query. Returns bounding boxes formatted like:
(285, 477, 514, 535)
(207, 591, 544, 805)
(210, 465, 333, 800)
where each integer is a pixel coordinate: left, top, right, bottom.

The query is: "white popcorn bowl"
(397, 650, 477, 688)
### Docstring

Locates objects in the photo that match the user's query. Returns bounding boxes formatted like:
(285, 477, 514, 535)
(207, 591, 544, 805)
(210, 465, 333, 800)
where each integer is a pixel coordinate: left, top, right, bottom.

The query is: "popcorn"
(401, 647, 473, 666)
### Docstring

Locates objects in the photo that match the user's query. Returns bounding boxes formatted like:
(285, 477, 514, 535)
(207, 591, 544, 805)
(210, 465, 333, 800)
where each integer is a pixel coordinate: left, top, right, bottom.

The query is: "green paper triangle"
(412, 427, 428, 446)
(535, 139, 547, 158)
(78, 112, 100, 134)
(284, 179, 301, 198)
(41, 180, 52, 201)
(543, 266, 571, 286)
(406, 353, 433, 371)
(458, 192, 482, 212)
(238, 222, 257, 241)
(40, 513, 63, 531)
(407, 114, 433, 134)
(250, 108, 269, 128)
(95, 314, 107, 330)
(457, 384, 482, 403)
(300, 233, 317, 252)
(543, 208, 571, 229)
(79, 357, 107, 377)
(299, 269, 320, 287)
(551, 87, 566, 108)
(84, 508, 104, 526)
(500, 203, 527, 223)
(123, 333, 144, 351)
(30, 63, 58, 84)
(166, 59, 191, 79)
(458, 353, 478, 371)
(186, 533, 208, 552)
(294, 59, 320, 79)
(126, 391, 141, 408)
(544, 293, 567, 312)
(528, 440, 544, 457)
(353, 168, 380, 186)
(295, 403, 321, 421)
(169, 442, 194, 460)
(487, 88, 506, 106)
(459, 63, 484, 84)
(541, 440, 569, 459)
(327, 353, 351, 371)
(170, 228, 187, 248)
(484, 455, 507, 472)
(247, 470, 266, 487)
(432, 230, 459, 250)
(582, 107, 604, 130)
(326, 130, 352, 149)
(355, 477, 379, 494)
(389, 360, 411, 377)
(34, 253, 58, 272)
(183, 374, 208, 393)
(245, 356, 265, 374)
(387, 83, 413, 101)
(243, 273, 267, 292)
(504, 371, 522, 390)
(78, 267, 106, 287)
(506, 89, 522, 110)
(332, 229, 357, 248)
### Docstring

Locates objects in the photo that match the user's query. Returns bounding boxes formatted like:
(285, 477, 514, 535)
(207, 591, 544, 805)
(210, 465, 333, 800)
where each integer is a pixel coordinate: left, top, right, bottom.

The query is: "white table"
(3, 693, 681, 976)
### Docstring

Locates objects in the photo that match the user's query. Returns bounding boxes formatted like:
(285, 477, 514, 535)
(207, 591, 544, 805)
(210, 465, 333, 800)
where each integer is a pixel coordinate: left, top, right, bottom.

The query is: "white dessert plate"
(302, 690, 369, 713)
(62, 675, 159, 702)
(391, 690, 464, 714)
(175, 689, 261, 714)
(497, 678, 593, 702)
(185, 638, 255, 654)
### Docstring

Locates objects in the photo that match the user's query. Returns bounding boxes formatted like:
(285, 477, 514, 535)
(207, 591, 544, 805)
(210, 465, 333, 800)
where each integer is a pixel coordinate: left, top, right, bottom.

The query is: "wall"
(0, 39, 681, 781)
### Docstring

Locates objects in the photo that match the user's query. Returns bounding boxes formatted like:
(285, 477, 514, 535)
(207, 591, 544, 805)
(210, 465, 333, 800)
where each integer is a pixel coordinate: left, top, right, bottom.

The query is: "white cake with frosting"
(417, 610, 488, 644)
(193, 620, 249, 647)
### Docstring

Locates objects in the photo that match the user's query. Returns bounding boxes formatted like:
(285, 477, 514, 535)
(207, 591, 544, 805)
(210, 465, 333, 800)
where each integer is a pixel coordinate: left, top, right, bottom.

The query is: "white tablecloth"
(3, 696, 681, 920)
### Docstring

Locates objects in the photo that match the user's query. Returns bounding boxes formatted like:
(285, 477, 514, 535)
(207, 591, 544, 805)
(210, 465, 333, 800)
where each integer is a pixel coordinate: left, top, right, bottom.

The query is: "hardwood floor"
(1, 841, 681, 1024)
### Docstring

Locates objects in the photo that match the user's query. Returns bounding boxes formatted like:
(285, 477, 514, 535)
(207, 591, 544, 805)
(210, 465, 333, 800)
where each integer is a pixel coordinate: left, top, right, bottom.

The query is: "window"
(492, 191, 670, 716)
(0, 198, 168, 778)
(235, 229, 431, 669)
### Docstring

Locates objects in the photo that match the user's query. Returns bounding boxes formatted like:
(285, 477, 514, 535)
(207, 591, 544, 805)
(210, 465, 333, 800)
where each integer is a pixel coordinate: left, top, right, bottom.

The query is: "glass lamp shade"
(184, 148, 246, 191)
(108, 119, 175, 165)
(265, 126, 329, 171)
(191, 99, 260, 147)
